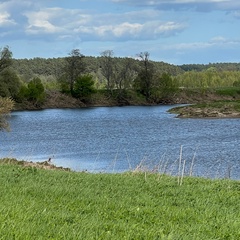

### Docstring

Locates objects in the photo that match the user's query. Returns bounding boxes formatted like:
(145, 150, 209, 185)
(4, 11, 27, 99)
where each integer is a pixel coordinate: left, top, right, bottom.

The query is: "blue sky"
(0, 0, 240, 64)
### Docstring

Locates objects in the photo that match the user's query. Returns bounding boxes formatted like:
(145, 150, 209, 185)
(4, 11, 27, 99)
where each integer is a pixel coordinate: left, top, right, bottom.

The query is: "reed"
(178, 145, 183, 185)
(189, 146, 198, 176)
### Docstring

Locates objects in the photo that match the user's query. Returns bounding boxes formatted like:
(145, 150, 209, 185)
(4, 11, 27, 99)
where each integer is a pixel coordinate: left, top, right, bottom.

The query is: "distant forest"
(12, 56, 183, 81)
(180, 63, 240, 72)
(12, 57, 240, 80)
(12, 55, 240, 92)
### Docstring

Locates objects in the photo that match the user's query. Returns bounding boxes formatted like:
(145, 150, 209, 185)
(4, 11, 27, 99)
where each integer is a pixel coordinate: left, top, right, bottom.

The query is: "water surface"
(1, 106, 240, 179)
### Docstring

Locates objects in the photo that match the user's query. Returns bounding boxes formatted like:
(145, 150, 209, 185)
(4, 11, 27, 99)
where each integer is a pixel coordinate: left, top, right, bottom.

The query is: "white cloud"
(0, 1, 187, 42)
(19, 7, 186, 41)
(0, 11, 16, 26)
(232, 11, 240, 18)
(1, 0, 238, 63)
(112, 22, 142, 37)
(73, 21, 185, 41)
(154, 21, 185, 35)
(24, 9, 63, 34)
(111, 0, 240, 12)
(0, 1, 34, 34)
(162, 36, 240, 51)
(209, 36, 228, 43)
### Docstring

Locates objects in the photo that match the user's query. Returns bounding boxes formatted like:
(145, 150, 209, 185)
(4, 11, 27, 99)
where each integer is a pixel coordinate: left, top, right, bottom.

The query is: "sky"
(0, 0, 240, 65)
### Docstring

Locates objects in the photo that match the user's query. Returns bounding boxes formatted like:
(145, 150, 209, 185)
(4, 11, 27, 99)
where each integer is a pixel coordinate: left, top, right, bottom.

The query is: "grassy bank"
(169, 100, 240, 118)
(0, 159, 240, 239)
(14, 86, 240, 112)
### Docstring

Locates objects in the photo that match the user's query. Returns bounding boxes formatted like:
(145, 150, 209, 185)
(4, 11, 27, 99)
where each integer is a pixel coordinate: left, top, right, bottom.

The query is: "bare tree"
(100, 50, 115, 92)
(115, 58, 137, 91)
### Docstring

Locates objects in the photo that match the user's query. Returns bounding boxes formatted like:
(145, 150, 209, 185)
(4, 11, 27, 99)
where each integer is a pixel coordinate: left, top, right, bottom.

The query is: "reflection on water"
(0, 106, 240, 179)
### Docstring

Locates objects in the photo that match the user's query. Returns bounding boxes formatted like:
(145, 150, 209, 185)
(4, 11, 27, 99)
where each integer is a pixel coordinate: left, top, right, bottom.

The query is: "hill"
(12, 56, 184, 82)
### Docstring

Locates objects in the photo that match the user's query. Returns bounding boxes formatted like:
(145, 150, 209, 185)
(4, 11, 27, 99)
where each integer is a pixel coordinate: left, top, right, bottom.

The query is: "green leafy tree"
(151, 73, 178, 102)
(0, 46, 12, 73)
(0, 47, 21, 99)
(73, 75, 96, 101)
(0, 69, 21, 99)
(27, 78, 45, 102)
(62, 49, 85, 96)
(19, 78, 45, 105)
(17, 85, 28, 102)
(134, 52, 154, 101)
(0, 97, 14, 131)
(233, 80, 240, 87)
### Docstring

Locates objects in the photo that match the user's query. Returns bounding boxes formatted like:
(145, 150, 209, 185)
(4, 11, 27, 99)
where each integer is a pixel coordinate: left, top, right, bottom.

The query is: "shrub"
(17, 78, 45, 105)
(0, 69, 21, 99)
(73, 74, 96, 101)
(0, 97, 14, 131)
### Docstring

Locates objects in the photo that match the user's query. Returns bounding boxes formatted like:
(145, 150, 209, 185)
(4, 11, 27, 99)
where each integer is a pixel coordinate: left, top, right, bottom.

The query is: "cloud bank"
(112, 0, 240, 12)
(0, 1, 186, 43)
(0, 0, 239, 63)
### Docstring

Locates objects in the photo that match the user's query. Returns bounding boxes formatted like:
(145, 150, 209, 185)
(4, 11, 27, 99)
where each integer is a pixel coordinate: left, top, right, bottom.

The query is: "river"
(0, 105, 240, 179)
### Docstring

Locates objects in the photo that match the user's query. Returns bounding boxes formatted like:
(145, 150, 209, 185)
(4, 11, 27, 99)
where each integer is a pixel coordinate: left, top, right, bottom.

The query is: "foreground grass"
(0, 160, 240, 239)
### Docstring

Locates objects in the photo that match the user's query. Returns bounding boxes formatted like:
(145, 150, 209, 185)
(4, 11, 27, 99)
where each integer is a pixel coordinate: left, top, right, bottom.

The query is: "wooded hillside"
(12, 56, 184, 81)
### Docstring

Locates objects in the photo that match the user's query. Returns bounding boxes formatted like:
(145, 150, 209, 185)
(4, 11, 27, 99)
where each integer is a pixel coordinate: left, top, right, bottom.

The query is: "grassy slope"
(0, 162, 240, 239)
(168, 88, 240, 118)
(169, 100, 240, 118)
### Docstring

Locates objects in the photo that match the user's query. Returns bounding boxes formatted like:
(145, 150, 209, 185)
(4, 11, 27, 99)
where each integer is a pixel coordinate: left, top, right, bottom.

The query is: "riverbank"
(0, 159, 239, 239)
(14, 90, 150, 111)
(169, 100, 240, 118)
(13, 88, 240, 119)
(0, 158, 71, 171)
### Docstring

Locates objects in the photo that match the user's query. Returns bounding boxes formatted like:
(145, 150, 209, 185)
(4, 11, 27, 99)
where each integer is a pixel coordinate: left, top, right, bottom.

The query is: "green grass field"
(0, 159, 240, 239)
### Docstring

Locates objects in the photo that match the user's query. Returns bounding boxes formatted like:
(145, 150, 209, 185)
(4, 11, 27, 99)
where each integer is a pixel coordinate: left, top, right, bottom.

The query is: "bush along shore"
(0, 158, 240, 239)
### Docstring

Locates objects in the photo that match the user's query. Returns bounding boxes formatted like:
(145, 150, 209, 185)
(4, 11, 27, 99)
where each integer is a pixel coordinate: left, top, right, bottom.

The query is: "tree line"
(180, 63, 240, 72)
(1, 47, 182, 104)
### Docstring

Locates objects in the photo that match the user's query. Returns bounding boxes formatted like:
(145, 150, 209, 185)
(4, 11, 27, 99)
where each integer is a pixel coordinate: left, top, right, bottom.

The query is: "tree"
(115, 58, 137, 91)
(0, 69, 21, 99)
(112, 58, 138, 101)
(134, 52, 154, 101)
(73, 74, 96, 101)
(100, 50, 115, 92)
(0, 97, 14, 131)
(151, 73, 178, 103)
(0, 46, 12, 73)
(27, 78, 45, 102)
(18, 78, 45, 105)
(0, 46, 21, 99)
(64, 49, 85, 96)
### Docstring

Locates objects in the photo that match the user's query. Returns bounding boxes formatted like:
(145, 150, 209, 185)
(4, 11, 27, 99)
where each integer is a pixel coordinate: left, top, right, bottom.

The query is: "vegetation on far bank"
(1, 45, 240, 119)
(0, 159, 240, 239)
